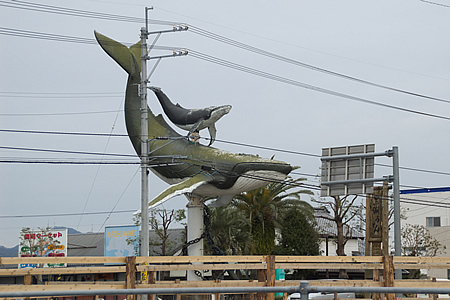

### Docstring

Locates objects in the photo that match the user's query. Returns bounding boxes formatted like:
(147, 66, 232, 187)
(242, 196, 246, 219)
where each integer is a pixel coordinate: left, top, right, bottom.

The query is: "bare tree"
(149, 209, 186, 256)
(131, 209, 186, 256)
(313, 195, 360, 278)
(401, 223, 446, 278)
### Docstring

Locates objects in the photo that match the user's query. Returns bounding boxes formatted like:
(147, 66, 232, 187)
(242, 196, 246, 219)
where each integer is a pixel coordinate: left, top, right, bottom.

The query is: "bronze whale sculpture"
(94, 31, 293, 208)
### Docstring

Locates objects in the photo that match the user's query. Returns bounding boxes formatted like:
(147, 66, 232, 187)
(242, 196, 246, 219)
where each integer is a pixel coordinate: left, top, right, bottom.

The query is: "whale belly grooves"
(194, 170, 289, 196)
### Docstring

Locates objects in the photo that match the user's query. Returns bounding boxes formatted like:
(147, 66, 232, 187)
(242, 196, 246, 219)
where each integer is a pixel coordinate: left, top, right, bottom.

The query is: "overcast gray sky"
(1, 0, 449, 248)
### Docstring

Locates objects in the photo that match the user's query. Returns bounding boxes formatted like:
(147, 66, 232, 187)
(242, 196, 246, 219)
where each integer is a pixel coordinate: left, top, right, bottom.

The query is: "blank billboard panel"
(321, 144, 375, 197)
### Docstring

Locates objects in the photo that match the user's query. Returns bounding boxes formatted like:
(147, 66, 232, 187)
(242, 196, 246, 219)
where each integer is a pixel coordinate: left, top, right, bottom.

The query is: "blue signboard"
(104, 225, 139, 257)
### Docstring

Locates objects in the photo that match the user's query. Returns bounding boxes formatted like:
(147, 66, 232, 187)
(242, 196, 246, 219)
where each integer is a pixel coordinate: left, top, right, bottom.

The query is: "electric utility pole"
(139, 7, 188, 264)
(140, 22, 149, 260)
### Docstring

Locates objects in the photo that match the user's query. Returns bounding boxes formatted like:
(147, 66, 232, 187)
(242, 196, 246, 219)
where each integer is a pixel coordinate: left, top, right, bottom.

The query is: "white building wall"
(319, 239, 360, 256)
(401, 189, 450, 228)
(401, 188, 450, 280)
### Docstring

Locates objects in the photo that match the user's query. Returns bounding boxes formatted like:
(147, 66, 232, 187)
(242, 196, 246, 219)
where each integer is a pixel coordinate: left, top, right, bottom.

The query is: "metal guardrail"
(1, 282, 450, 299)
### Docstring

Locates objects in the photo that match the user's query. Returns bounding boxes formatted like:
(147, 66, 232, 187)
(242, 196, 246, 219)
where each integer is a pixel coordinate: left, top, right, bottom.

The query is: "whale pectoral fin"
(209, 194, 234, 207)
(188, 119, 204, 136)
(148, 173, 212, 208)
(207, 124, 217, 146)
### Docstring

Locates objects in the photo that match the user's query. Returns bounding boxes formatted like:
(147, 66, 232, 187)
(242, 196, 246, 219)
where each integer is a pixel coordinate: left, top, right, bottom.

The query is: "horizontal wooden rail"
(275, 256, 383, 263)
(135, 255, 267, 264)
(0, 266, 125, 276)
(137, 263, 265, 272)
(0, 256, 126, 265)
(0, 283, 126, 292)
(275, 263, 385, 270)
(2, 255, 449, 267)
(393, 256, 450, 263)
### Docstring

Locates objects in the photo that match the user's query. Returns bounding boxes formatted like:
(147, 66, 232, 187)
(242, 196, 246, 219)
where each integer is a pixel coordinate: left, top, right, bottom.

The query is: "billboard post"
(320, 144, 401, 283)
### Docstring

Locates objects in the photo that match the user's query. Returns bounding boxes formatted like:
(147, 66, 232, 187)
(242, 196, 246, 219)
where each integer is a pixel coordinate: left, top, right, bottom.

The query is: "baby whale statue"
(149, 86, 231, 146)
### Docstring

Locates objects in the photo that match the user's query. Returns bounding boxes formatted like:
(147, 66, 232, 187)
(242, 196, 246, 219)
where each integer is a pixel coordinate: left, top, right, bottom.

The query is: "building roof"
(68, 232, 104, 256)
(314, 208, 364, 239)
(400, 187, 450, 194)
(67, 228, 185, 257)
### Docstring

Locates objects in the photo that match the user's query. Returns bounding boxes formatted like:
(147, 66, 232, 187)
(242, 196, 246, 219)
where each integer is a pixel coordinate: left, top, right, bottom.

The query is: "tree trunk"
(336, 219, 346, 256)
(336, 218, 349, 279)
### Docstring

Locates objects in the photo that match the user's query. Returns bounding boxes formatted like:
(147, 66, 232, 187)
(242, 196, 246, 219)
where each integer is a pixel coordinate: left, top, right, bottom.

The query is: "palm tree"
(232, 177, 313, 255)
(207, 206, 253, 255)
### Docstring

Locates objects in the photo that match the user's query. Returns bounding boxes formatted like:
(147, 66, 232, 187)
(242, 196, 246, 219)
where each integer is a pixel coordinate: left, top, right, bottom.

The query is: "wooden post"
(214, 279, 221, 300)
(381, 182, 390, 257)
(24, 273, 32, 285)
(175, 279, 182, 300)
(125, 256, 136, 300)
(432, 278, 437, 300)
(383, 256, 395, 300)
(364, 194, 372, 299)
(369, 186, 385, 300)
(257, 264, 266, 300)
(24, 274, 32, 300)
(373, 268, 381, 300)
(148, 271, 156, 300)
(266, 255, 276, 300)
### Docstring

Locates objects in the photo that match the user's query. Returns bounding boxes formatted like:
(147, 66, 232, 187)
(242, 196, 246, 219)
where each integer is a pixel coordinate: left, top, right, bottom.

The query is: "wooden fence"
(0, 256, 449, 298)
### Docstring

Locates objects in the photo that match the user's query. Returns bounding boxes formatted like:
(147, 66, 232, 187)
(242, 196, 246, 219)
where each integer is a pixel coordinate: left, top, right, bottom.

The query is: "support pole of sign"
(392, 146, 402, 282)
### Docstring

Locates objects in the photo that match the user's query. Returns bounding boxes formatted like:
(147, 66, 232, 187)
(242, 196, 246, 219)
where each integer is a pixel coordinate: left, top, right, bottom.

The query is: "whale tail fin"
(94, 31, 140, 76)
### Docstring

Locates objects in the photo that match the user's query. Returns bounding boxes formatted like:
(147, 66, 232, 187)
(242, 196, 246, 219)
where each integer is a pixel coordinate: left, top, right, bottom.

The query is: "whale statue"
(94, 31, 293, 208)
(148, 86, 231, 146)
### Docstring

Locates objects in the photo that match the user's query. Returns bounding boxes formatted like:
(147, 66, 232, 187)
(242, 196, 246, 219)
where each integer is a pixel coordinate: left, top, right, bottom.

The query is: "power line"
(0, 91, 123, 98)
(0, 0, 175, 25)
(377, 163, 450, 176)
(400, 199, 450, 209)
(76, 98, 125, 230)
(2, 27, 449, 121)
(3, 0, 450, 106)
(0, 165, 446, 221)
(189, 51, 450, 121)
(3, 0, 450, 107)
(1, 149, 448, 220)
(0, 146, 136, 157)
(0, 27, 179, 49)
(0, 129, 127, 137)
(0, 110, 124, 116)
(2, 130, 450, 177)
(420, 0, 450, 8)
(0, 160, 139, 164)
(188, 26, 450, 105)
(0, 209, 137, 219)
(95, 166, 140, 233)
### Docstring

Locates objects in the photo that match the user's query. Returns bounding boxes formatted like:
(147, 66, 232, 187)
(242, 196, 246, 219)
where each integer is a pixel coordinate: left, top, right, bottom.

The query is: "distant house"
(314, 207, 365, 257)
(401, 187, 450, 280)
